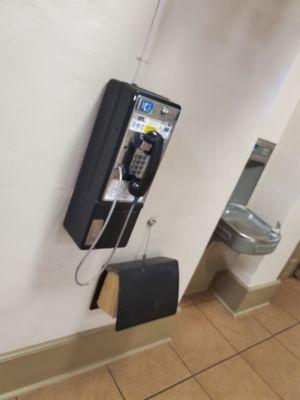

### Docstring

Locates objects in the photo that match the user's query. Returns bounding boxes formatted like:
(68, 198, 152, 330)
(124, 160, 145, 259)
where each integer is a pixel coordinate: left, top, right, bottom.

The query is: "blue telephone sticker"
(139, 100, 154, 113)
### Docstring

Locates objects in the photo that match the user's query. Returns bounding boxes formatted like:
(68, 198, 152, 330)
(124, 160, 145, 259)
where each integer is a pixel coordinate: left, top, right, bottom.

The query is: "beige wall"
(0, 0, 159, 354)
(227, 97, 300, 287)
(185, 242, 229, 294)
(1, 0, 300, 354)
(261, 52, 300, 144)
(210, 52, 300, 288)
(250, 190, 300, 285)
(137, 0, 300, 292)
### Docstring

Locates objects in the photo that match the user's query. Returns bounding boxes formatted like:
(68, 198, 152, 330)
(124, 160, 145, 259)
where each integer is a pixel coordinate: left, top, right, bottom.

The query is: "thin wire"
(132, 0, 162, 83)
(135, 222, 154, 260)
(135, 226, 149, 260)
(142, 226, 152, 260)
(75, 166, 138, 286)
(75, 166, 123, 286)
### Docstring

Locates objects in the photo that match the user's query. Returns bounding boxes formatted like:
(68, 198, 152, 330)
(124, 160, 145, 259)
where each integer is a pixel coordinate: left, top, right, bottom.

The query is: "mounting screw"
(147, 217, 157, 227)
(161, 106, 169, 116)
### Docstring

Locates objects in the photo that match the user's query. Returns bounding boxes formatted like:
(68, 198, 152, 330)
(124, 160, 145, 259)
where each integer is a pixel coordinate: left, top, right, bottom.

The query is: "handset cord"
(75, 165, 139, 286)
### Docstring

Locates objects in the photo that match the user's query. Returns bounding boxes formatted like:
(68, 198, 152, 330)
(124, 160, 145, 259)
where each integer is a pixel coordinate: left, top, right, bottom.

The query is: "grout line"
(170, 306, 239, 374)
(250, 306, 284, 336)
(193, 296, 300, 354)
(240, 351, 284, 400)
(251, 306, 299, 336)
(145, 331, 285, 400)
(144, 373, 215, 400)
(144, 376, 192, 400)
(182, 289, 225, 308)
(239, 322, 300, 399)
(106, 366, 126, 400)
(191, 337, 286, 400)
(274, 332, 300, 362)
(273, 300, 300, 322)
(167, 342, 193, 374)
(282, 279, 300, 298)
(191, 353, 238, 376)
(16, 304, 299, 400)
(79, 316, 300, 400)
(274, 281, 300, 321)
(192, 303, 240, 352)
(190, 298, 215, 308)
(97, 310, 300, 399)
(250, 307, 276, 336)
(180, 303, 300, 376)
(92, 303, 300, 400)
(193, 377, 214, 400)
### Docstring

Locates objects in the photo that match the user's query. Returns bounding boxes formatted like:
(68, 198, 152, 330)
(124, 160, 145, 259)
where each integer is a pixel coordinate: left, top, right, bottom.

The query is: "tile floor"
(17, 278, 300, 400)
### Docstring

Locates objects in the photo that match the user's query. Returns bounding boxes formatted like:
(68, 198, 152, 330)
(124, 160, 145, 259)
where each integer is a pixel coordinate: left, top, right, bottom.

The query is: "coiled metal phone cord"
(75, 165, 139, 286)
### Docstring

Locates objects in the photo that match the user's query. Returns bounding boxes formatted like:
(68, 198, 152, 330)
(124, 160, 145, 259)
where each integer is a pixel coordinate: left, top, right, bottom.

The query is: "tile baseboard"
(0, 316, 175, 399)
(211, 271, 280, 315)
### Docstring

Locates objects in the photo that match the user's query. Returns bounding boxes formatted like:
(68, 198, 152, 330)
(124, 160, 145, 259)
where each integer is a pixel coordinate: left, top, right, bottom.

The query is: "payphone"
(64, 79, 181, 285)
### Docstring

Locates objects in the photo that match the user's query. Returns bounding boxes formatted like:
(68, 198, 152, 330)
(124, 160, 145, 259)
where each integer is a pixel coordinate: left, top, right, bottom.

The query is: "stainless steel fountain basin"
(215, 203, 281, 255)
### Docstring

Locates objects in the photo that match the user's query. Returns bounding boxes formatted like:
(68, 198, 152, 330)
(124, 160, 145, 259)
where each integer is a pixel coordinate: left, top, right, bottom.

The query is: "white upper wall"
(0, 0, 158, 354)
(1, 0, 300, 353)
(250, 194, 300, 285)
(261, 52, 300, 143)
(250, 100, 300, 227)
(227, 53, 300, 287)
(136, 0, 300, 290)
(245, 100, 300, 286)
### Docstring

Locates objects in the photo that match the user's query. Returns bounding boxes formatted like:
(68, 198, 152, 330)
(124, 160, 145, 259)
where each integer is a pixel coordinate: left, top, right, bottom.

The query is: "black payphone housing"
(64, 79, 181, 249)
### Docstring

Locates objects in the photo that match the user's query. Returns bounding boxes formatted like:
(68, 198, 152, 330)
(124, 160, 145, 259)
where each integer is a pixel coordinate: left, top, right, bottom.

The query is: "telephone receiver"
(123, 130, 164, 198)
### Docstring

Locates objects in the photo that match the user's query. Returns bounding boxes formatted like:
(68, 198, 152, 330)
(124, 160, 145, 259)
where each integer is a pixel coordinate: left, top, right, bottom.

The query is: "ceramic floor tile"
(179, 294, 193, 307)
(196, 355, 280, 400)
(197, 299, 270, 351)
(20, 367, 122, 400)
(276, 324, 300, 359)
(252, 302, 297, 334)
(108, 343, 190, 400)
(151, 378, 210, 400)
(242, 338, 300, 400)
(171, 305, 235, 373)
(283, 277, 300, 296)
(189, 290, 214, 305)
(272, 283, 300, 320)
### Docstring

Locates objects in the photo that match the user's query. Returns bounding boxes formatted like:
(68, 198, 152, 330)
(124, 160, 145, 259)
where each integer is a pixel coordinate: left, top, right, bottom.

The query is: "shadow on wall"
(185, 241, 235, 294)
(31, 87, 109, 282)
(281, 240, 300, 278)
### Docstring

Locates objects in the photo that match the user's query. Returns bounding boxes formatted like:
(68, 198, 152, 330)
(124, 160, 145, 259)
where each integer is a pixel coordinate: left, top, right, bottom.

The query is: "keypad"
(130, 153, 148, 178)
